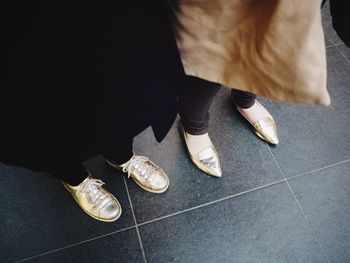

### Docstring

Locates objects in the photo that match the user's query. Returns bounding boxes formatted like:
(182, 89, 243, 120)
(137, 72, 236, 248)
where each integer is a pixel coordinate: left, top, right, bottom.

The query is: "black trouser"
(178, 76, 256, 135)
(50, 137, 133, 186)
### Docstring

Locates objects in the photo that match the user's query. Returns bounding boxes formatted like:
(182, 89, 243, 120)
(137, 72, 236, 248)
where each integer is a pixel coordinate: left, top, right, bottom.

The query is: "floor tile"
(337, 44, 350, 62)
(0, 155, 134, 262)
(325, 35, 334, 49)
(289, 161, 350, 263)
(139, 183, 326, 263)
(29, 228, 144, 263)
(267, 46, 350, 177)
(131, 88, 283, 223)
(322, 1, 344, 46)
(1, 5, 348, 260)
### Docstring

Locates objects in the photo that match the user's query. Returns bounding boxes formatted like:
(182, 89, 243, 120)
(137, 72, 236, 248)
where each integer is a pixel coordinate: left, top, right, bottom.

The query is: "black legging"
(46, 137, 133, 186)
(178, 76, 256, 135)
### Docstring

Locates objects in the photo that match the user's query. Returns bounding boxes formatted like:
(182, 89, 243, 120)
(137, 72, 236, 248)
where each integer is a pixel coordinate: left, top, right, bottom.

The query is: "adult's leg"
(101, 135, 134, 165)
(49, 161, 88, 186)
(231, 89, 279, 144)
(178, 76, 221, 135)
(231, 89, 257, 109)
(178, 76, 222, 177)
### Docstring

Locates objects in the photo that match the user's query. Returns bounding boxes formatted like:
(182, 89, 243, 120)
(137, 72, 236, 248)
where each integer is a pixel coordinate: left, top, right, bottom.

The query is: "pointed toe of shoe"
(192, 146, 223, 178)
(254, 117, 279, 145)
(209, 167, 223, 178)
(235, 100, 279, 145)
(178, 121, 223, 178)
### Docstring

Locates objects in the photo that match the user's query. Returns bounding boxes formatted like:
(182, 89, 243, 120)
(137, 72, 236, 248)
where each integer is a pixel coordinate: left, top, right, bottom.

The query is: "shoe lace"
(122, 155, 154, 180)
(79, 178, 111, 209)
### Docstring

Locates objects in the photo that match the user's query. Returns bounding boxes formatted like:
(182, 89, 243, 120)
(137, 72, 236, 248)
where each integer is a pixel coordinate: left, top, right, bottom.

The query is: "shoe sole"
(106, 159, 169, 194)
(62, 182, 122, 223)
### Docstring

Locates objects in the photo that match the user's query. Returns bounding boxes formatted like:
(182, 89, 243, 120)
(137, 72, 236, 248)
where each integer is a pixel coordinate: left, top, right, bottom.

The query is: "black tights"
(49, 137, 133, 185)
(52, 76, 256, 184)
(178, 76, 256, 135)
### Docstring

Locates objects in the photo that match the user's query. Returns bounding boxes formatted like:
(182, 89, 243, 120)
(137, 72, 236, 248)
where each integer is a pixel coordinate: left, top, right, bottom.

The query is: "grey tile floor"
(1, 4, 349, 263)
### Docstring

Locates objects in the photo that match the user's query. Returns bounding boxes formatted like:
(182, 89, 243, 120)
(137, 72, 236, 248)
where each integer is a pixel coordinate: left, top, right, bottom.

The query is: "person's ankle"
(237, 101, 271, 124)
(185, 132, 213, 155)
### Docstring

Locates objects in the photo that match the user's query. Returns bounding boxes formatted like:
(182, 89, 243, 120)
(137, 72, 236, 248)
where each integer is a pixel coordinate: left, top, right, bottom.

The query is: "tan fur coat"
(172, 0, 330, 105)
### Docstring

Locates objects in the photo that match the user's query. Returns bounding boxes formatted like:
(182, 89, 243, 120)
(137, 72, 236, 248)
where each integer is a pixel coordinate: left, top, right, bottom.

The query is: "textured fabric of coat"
(172, 0, 330, 106)
(1, 1, 184, 173)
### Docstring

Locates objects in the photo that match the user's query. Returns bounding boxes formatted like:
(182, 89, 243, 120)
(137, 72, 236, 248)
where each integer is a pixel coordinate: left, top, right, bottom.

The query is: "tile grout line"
(324, 31, 336, 46)
(14, 225, 136, 263)
(266, 145, 331, 263)
(12, 173, 289, 262)
(333, 43, 345, 47)
(14, 153, 349, 262)
(138, 178, 287, 227)
(325, 31, 349, 64)
(326, 43, 343, 49)
(324, 31, 336, 49)
(284, 181, 331, 263)
(14, 178, 288, 263)
(123, 177, 148, 263)
(324, 31, 344, 49)
(287, 158, 350, 182)
(334, 44, 350, 64)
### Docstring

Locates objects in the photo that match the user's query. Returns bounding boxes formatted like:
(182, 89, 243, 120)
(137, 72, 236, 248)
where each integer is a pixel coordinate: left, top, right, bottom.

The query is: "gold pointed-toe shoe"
(236, 101, 279, 145)
(178, 122, 222, 177)
(62, 175, 122, 222)
(106, 155, 169, 194)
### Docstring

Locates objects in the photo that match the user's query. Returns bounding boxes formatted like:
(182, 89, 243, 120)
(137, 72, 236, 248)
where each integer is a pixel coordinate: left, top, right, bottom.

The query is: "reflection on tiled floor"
(1, 4, 349, 263)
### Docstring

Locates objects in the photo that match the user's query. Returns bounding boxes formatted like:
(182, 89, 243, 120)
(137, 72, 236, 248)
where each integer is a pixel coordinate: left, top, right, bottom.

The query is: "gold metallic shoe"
(178, 122, 222, 177)
(236, 101, 279, 145)
(62, 175, 122, 222)
(106, 155, 169, 193)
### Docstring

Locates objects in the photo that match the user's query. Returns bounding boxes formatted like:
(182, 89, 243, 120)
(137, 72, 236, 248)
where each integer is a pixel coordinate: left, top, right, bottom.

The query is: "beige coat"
(172, 0, 330, 106)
